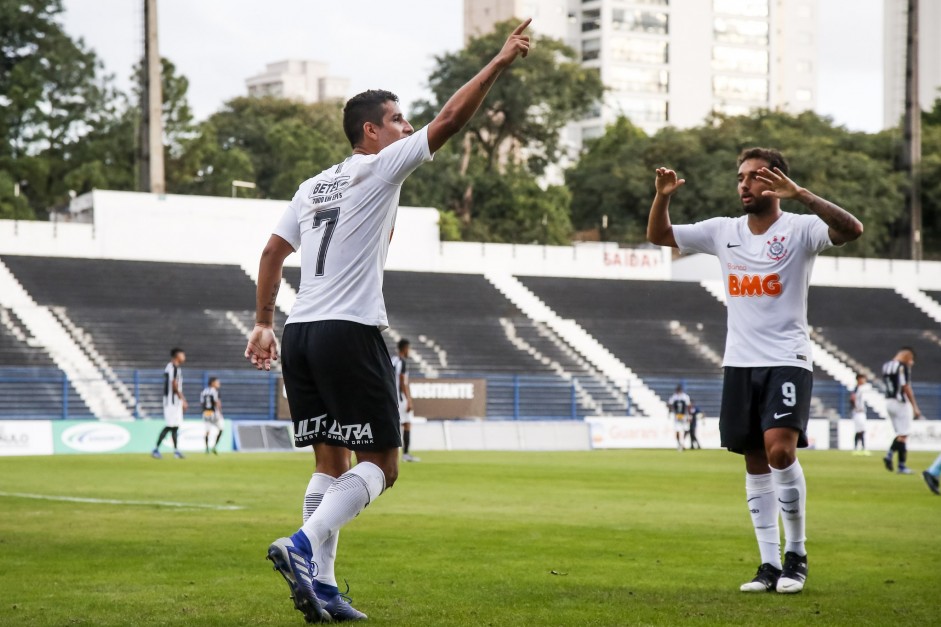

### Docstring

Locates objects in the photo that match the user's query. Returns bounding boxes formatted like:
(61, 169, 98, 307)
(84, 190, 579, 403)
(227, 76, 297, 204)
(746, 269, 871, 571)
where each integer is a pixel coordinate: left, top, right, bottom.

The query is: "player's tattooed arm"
(246, 234, 293, 370)
(796, 190, 864, 246)
(756, 166, 863, 245)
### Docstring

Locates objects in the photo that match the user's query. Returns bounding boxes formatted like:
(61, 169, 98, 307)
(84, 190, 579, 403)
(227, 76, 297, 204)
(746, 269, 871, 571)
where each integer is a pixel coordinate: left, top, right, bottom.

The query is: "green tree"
(566, 110, 906, 257)
(0, 0, 119, 217)
(176, 97, 348, 199)
(402, 19, 602, 242)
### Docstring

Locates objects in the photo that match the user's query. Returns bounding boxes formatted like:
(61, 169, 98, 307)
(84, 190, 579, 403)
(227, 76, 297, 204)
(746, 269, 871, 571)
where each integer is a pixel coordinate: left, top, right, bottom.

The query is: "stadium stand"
(0, 255, 283, 418)
(282, 268, 628, 418)
(809, 286, 941, 420)
(0, 307, 91, 418)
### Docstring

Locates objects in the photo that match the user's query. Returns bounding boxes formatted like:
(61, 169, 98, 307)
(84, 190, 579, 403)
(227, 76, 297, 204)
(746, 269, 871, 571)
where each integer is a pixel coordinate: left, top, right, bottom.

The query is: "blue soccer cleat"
(151, 449, 162, 459)
(267, 536, 331, 623)
(315, 581, 367, 621)
(173, 450, 185, 459)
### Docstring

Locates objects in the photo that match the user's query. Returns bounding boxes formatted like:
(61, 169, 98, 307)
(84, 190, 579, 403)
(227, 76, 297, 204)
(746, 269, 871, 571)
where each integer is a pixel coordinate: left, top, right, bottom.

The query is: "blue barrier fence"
(1, 367, 939, 422)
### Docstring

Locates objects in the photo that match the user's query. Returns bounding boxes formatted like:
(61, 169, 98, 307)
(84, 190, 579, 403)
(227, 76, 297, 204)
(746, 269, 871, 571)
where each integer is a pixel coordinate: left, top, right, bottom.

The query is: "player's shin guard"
(898, 441, 908, 467)
(771, 460, 806, 556)
(303, 473, 340, 587)
(299, 462, 385, 550)
(745, 473, 781, 569)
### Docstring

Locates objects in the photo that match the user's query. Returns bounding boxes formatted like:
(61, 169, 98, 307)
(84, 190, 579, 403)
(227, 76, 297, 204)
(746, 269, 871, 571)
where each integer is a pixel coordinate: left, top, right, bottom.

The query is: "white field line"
(0, 491, 244, 510)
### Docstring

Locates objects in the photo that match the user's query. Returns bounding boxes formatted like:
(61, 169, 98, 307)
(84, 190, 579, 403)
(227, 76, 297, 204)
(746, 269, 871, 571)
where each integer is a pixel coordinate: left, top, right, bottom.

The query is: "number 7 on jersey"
(312, 208, 340, 277)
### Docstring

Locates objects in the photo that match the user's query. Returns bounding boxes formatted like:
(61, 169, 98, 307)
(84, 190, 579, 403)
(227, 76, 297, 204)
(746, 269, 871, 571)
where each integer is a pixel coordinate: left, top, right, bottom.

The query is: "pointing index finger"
(513, 18, 532, 35)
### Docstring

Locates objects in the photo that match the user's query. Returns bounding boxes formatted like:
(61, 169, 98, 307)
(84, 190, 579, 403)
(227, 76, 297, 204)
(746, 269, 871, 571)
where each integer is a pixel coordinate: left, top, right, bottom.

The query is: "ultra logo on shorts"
(295, 414, 375, 446)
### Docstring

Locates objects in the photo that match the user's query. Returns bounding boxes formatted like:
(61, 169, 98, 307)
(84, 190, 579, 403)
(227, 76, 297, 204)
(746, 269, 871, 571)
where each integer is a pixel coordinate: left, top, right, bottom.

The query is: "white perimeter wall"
(0, 191, 671, 280)
(1, 190, 939, 288)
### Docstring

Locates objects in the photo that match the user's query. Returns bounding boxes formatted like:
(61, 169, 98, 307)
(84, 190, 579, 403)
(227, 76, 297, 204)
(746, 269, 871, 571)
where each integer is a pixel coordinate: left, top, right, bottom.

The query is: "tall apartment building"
(884, 0, 941, 128)
(245, 60, 350, 103)
(465, 0, 818, 141)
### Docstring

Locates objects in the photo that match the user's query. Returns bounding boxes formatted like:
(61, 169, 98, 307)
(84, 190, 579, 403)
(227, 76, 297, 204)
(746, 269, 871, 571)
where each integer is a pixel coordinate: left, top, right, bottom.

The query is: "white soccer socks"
(771, 460, 807, 556)
(303, 473, 340, 587)
(745, 472, 782, 569)
(299, 462, 386, 553)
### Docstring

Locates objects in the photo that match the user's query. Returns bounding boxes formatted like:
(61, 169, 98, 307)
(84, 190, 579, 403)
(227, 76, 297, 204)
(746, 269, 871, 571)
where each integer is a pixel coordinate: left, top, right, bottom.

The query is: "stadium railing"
(2, 367, 938, 423)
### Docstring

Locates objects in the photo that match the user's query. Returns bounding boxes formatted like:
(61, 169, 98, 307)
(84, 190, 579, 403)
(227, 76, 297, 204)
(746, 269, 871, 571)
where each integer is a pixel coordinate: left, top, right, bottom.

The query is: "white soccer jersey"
(852, 383, 869, 413)
(273, 126, 434, 329)
(163, 362, 182, 406)
(668, 392, 691, 416)
(673, 211, 833, 371)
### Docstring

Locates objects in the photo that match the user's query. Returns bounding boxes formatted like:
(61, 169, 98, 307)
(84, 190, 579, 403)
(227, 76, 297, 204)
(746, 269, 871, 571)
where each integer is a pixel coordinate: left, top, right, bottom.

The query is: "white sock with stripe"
(300, 462, 386, 550)
(771, 459, 807, 556)
(745, 472, 781, 569)
(303, 473, 339, 587)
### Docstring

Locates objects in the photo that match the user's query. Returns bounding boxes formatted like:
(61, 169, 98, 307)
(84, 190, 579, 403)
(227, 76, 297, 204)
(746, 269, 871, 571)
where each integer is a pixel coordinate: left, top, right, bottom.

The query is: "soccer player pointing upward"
(647, 149, 862, 594)
(245, 20, 532, 623)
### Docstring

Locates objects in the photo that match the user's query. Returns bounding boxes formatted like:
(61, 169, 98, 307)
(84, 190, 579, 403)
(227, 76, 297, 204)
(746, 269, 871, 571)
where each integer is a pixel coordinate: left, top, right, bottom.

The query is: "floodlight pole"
(902, 0, 922, 261)
(139, 0, 166, 194)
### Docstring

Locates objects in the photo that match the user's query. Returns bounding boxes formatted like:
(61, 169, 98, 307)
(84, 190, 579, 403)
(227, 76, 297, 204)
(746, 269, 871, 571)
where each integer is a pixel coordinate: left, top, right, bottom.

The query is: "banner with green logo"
(53, 420, 233, 454)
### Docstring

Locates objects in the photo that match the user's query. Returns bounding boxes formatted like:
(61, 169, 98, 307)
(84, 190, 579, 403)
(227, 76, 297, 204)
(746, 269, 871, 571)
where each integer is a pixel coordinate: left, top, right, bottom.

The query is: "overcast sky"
(60, 0, 884, 132)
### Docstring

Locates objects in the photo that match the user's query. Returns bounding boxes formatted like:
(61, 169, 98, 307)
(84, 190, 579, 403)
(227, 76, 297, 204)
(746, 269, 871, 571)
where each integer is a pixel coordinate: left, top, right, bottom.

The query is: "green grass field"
(0, 449, 937, 626)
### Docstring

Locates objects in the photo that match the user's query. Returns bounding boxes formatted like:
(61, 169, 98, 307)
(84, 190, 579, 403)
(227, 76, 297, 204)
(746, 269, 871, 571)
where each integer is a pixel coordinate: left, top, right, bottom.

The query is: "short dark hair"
(737, 147, 789, 176)
(900, 346, 916, 358)
(208, 377, 218, 385)
(397, 339, 410, 351)
(170, 348, 184, 357)
(343, 89, 399, 148)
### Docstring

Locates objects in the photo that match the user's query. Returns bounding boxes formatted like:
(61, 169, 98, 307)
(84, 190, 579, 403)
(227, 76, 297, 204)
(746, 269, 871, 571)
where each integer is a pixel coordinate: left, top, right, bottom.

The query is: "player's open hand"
(245, 324, 279, 371)
(497, 18, 531, 66)
(757, 167, 802, 200)
(654, 167, 685, 197)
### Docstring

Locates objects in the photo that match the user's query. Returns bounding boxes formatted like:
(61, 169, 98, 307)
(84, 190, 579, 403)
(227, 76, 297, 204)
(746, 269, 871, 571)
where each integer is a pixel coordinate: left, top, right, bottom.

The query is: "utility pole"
(139, 0, 165, 194)
(902, 0, 922, 260)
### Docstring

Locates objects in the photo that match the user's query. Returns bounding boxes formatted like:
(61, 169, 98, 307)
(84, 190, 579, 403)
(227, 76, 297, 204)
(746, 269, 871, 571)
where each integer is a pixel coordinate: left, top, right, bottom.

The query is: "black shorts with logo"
(719, 366, 813, 454)
(281, 320, 402, 452)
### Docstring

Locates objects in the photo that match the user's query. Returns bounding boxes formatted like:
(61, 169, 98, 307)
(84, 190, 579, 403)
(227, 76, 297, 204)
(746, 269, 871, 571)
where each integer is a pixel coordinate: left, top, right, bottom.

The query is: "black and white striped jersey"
(163, 362, 182, 406)
(881, 360, 910, 403)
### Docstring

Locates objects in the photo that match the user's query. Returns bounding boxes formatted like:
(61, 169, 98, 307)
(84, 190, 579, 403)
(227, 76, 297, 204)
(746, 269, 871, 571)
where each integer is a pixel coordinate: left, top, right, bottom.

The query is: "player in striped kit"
(152, 348, 187, 460)
(647, 147, 863, 594)
(200, 377, 224, 455)
(668, 385, 691, 452)
(850, 373, 870, 455)
(881, 348, 922, 474)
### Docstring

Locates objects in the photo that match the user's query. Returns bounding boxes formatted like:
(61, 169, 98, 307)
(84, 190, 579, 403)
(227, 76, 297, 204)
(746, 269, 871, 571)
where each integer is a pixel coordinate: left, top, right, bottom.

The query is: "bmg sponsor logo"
(61, 423, 131, 453)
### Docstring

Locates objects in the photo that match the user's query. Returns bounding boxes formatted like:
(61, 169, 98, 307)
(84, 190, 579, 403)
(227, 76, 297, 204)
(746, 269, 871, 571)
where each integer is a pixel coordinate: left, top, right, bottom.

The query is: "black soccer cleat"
(739, 563, 782, 592)
(923, 470, 940, 496)
(776, 552, 808, 594)
(883, 456, 894, 472)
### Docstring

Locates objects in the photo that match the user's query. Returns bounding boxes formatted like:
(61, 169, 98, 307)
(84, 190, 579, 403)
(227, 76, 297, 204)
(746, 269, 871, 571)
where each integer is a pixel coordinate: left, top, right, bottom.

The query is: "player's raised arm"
(755, 167, 863, 245)
(646, 167, 685, 248)
(426, 18, 531, 154)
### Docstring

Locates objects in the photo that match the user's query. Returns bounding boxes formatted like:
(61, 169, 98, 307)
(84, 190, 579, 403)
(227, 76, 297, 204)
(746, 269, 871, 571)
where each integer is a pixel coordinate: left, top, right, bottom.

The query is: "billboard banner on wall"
(0, 421, 54, 456)
(52, 419, 233, 454)
(410, 378, 487, 419)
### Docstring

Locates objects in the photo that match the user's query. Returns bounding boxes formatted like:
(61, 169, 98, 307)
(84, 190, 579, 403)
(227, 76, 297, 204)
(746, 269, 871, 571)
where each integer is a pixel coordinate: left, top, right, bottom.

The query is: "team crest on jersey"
(766, 235, 788, 262)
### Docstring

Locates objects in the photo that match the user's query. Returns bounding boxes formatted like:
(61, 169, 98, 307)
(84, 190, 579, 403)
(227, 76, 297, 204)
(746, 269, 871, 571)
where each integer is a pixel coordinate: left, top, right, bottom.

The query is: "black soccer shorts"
(719, 366, 813, 454)
(281, 320, 402, 451)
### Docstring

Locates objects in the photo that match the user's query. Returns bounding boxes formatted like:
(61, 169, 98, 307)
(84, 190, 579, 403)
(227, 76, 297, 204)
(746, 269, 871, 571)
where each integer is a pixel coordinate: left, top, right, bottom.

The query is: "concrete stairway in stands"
(0, 259, 132, 419)
(896, 286, 941, 324)
(486, 273, 668, 418)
